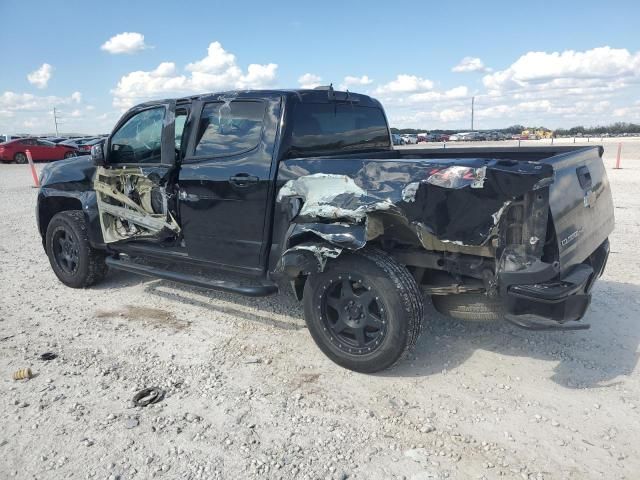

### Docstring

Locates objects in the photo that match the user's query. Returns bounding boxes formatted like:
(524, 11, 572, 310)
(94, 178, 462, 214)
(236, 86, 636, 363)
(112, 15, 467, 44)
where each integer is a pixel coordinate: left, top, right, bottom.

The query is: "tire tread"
(46, 210, 108, 288)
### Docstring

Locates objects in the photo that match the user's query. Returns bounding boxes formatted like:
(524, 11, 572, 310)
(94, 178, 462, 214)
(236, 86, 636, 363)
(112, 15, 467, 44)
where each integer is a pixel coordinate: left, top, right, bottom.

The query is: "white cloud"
(0, 91, 87, 133)
(27, 63, 53, 89)
(483, 46, 640, 93)
(101, 32, 148, 54)
(452, 57, 491, 73)
(112, 42, 278, 109)
(375, 74, 434, 94)
(0, 91, 83, 116)
(374, 46, 640, 129)
(408, 86, 469, 103)
(298, 73, 322, 89)
(340, 75, 373, 90)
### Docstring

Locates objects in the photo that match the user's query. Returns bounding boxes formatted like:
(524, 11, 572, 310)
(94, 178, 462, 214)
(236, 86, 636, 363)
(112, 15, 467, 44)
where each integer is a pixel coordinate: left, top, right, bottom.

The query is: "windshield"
(285, 103, 390, 158)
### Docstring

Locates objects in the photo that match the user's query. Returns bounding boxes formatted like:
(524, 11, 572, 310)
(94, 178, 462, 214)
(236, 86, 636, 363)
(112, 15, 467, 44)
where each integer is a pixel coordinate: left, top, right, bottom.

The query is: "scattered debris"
(13, 368, 33, 380)
(124, 418, 139, 429)
(39, 352, 57, 361)
(132, 387, 165, 407)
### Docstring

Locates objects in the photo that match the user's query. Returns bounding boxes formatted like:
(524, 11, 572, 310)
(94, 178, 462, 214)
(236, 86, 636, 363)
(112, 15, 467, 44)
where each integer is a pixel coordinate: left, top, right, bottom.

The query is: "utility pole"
(471, 96, 475, 131)
(53, 107, 59, 136)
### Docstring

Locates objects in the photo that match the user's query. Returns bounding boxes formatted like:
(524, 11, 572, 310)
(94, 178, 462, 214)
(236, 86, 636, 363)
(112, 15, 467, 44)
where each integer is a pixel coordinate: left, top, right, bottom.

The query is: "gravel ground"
(1, 141, 639, 480)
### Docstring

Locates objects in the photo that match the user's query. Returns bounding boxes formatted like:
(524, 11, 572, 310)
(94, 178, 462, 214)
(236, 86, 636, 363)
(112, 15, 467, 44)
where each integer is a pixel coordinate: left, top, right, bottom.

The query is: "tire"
(64, 151, 76, 159)
(45, 210, 108, 288)
(14, 152, 27, 164)
(432, 293, 505, 321)
(303, 248, 424, 373)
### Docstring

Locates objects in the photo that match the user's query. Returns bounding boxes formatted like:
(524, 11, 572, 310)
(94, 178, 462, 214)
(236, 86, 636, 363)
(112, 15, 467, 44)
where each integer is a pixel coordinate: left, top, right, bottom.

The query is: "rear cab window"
(285, 103, 390, 158)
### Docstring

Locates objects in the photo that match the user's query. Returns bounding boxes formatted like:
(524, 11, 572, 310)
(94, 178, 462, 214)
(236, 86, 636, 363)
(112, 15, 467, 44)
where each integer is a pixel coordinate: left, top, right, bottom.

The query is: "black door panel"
(178, 94, 282, 271)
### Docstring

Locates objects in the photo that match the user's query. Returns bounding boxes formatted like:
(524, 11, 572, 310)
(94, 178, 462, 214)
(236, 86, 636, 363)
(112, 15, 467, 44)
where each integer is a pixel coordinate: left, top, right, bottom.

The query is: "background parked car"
(41, 137, 69, 144)
(401, 134, 418, 144)
(0, 138, 77, 163)
(77, 138, 105, 155)
(0, 134, 26, 143)
(59, 137, 101, 150)
(391, 134, 405, 146)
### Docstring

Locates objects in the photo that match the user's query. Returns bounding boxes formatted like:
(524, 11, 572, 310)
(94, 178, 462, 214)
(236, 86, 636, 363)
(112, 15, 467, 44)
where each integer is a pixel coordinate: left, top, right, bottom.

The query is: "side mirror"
(91, 141, 106, 166)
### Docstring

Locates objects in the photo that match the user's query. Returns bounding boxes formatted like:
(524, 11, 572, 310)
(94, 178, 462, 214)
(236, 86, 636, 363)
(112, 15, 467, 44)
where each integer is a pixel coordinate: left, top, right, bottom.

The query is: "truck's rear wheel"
(303, 248, 424, 373)
(432, 293, 505, 321)
(45, 210, 108, 288)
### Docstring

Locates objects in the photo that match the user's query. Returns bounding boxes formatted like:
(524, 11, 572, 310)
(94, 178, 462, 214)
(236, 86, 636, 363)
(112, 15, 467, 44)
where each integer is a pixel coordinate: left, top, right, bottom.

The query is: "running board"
(505, 314, 590, 331)
(105, 257, 278, 297)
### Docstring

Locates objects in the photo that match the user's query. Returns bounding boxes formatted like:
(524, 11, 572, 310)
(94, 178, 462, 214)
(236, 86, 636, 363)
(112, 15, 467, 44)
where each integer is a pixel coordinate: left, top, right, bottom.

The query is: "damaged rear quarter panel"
(271, 156, 553, 273)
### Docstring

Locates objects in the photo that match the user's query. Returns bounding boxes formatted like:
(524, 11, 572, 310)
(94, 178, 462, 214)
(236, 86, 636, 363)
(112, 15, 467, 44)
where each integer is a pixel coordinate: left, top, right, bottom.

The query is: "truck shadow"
(391, 280, 640, 389)
(143, 279, 306, 332)
(94, 269, 638, 389)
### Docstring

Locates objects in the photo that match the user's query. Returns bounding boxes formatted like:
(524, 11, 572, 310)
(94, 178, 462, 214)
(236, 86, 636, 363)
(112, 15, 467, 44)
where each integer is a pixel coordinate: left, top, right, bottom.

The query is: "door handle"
(229, 174, 259, 187)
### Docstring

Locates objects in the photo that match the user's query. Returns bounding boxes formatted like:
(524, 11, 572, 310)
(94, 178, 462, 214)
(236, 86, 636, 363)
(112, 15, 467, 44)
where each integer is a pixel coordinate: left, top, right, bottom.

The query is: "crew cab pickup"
(37, 88, 614, 372)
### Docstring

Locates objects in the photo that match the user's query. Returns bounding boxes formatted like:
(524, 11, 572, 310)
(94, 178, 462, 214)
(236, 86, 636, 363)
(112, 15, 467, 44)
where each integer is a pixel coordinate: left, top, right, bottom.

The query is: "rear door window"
(193, 101, 265, 157)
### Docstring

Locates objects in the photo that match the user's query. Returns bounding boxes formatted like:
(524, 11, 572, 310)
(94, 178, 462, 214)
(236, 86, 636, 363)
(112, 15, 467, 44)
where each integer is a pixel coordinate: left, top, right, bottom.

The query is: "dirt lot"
(1, 140, 639, 480)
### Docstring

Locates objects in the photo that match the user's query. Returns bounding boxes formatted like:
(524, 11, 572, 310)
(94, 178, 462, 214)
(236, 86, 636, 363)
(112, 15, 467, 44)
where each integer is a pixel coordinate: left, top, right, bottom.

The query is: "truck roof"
(139, 89, 384, 109)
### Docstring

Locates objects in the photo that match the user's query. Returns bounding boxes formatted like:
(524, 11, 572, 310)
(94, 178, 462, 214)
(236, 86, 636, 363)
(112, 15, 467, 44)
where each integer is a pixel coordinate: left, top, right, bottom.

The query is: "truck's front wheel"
(45, 211, 108, 288)
(303, 248, 424, 373)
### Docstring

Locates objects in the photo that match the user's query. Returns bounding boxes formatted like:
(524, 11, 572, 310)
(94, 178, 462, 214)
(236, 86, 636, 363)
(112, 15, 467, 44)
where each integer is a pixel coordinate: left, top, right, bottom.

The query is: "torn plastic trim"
(289, 222, 367, 250)
(278, 242, 343, 277)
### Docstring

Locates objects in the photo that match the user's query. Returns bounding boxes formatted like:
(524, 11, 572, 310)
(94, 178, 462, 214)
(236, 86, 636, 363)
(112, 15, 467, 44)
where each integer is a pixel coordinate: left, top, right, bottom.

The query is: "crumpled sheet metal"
(276, 157, 553, 266)
(276, 173, 393, 222)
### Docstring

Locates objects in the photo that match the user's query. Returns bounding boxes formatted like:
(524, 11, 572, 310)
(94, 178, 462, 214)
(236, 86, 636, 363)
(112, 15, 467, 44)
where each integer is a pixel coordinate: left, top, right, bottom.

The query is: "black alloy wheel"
(45, 211, 108, 288)
(303, 248, 424, 373)
(320, 274, 387, 355)
(51, 226, 80, 275)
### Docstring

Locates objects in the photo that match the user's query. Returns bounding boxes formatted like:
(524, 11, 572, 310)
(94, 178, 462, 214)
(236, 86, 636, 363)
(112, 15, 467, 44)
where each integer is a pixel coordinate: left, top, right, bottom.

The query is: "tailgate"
(546, 146, 614, 274)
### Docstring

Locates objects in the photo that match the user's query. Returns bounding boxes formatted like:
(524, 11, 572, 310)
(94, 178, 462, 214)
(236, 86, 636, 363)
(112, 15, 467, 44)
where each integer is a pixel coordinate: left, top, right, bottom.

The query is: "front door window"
(109, 107, 165, 164)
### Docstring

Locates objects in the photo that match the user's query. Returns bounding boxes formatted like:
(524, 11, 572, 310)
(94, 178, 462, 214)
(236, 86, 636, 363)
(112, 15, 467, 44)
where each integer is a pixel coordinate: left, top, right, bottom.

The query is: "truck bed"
(277, 145, 614, 275)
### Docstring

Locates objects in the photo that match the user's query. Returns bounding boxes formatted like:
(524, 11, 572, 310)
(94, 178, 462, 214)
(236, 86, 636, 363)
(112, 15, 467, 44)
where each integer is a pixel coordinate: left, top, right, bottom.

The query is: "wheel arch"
(38, 195, 84, 247)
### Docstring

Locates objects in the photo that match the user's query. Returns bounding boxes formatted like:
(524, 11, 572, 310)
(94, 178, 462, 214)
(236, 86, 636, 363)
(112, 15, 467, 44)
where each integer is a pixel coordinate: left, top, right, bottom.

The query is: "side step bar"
(105, 257, 278, 297)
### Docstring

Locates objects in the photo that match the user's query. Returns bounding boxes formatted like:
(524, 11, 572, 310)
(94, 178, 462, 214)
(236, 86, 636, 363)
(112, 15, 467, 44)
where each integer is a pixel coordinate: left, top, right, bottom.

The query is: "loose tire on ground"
(45, 210, 108, 288)
(303, 248, 424, 373)
(431, 293, 505, 321)
(14, 152, 27, 164)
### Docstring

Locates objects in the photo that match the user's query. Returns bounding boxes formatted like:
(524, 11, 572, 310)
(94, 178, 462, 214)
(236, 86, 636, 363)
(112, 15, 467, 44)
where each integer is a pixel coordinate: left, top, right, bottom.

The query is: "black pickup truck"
(36, 88, 614, 372)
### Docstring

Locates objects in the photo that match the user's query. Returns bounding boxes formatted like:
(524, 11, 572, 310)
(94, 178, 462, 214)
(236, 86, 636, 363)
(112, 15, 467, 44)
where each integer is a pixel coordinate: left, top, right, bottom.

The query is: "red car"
(0, 138, 77, 164)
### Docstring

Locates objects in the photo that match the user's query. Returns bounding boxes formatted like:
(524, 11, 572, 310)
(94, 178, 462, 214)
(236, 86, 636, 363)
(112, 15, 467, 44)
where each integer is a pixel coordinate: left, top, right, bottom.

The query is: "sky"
(2, 0, 640, 134)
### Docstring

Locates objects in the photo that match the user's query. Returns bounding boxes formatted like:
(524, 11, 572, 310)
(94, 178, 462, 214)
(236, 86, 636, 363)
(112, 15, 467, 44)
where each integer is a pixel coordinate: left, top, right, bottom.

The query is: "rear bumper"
(500, 239, 609, 327)
(505, 263, 593, 323)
